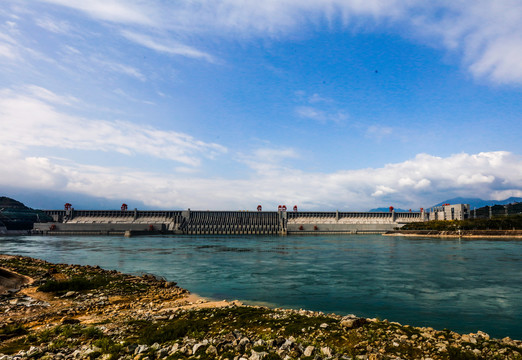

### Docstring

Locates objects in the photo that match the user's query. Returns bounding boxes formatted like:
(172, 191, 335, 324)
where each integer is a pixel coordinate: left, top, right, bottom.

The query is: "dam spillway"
(33, 208, 426, 235)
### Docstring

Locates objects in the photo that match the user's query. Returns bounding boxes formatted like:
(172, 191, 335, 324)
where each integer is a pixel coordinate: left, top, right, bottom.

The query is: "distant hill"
(0, 196, 53, 230)
(431, 197, 522, 209)
(0, 196, 28, 209)
(369, 207, 411, 212)
(1, 188, 157, 210)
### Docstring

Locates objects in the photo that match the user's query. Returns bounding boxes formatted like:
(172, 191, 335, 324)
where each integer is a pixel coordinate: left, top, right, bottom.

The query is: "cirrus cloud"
(33, 0, 522, 85)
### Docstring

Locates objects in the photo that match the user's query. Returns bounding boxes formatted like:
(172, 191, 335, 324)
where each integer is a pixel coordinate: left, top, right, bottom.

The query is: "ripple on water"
(1, 234, 521, 339)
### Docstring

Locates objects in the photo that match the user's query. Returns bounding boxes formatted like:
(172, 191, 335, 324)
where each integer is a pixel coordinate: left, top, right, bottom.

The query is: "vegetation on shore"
(400, 214, 522, 231)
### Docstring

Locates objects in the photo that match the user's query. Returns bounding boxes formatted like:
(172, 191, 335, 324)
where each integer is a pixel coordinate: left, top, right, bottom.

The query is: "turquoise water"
(1, 234, 521, 339)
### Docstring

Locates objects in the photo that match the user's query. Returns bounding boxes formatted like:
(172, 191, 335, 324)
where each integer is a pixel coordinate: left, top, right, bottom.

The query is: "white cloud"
(413, 1, 522, 85)
(120, 30, 215, 63)
(0, 32, 18, 59)
(37, 0, 155, 26)
(0, 42, 17, 59)
(456, 174, 495, 185)
(0, 21, 55, 64)
(35, 17, 72, 33)
(295, 106, 348, 124)
(372, 185, 397, 197)
(238, 147, 300, 174)
(366, 125, 393, 140)
(24, 84, 79, 105)
(112, 88, 154, 105)
(91, 57, 146, 81)
(490, 189, 522, 200)
(307, 93, 332, 104)
(1, 146, 522, 210)
(0, 86, 227, 166)
(415, 178, 431, 189)
(294, 91, 347, 124)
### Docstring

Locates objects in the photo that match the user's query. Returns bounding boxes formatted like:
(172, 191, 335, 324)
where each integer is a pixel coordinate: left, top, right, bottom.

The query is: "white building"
(428, 204, 470, 221)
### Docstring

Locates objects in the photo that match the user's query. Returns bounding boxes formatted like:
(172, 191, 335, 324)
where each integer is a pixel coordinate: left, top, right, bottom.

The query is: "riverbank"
(384, 230, 522, 238)
(1, 255, 521, 360)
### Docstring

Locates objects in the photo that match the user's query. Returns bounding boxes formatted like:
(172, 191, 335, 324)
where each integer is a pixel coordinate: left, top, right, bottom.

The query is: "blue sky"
(1, 0, 522, 210)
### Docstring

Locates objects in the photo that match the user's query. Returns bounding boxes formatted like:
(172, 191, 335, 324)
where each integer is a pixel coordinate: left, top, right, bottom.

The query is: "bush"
(38, 276, 109, 293)
(139, 319, 209, 344)
(0, 324, 27, 340)
(82, 326, 104, 339)
(93, 337, 122, 359)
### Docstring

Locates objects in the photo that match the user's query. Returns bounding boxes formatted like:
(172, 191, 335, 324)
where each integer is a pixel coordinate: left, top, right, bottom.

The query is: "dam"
(33, 207, 427, 235)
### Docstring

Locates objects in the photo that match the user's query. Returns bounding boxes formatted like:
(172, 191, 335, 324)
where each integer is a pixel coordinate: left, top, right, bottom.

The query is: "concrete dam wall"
(33, 208, 426, 235)
(286, 211, 424, 234)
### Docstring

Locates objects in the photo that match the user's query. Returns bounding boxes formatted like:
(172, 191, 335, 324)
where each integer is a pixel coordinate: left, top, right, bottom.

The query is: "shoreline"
(384, 230, 522, 239)
(1, 254, 521, 359)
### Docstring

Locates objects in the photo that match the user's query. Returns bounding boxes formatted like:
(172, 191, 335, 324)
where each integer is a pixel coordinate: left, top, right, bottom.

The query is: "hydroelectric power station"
(29, 203, 458, 236)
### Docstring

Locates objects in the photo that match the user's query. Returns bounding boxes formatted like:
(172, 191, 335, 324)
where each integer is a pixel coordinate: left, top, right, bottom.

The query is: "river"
(1, 234, 521, 339)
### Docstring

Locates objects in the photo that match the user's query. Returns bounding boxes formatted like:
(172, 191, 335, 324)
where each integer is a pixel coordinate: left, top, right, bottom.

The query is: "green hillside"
(0, 197, 53, 229)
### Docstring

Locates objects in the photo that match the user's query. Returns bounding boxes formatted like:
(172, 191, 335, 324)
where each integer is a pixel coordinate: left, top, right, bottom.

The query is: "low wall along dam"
(33, 207, 427, 236)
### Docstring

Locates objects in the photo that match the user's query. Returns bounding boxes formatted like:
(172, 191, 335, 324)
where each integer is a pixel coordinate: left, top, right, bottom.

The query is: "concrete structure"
(285, 210, 425, 234)
(34, 209, 183, 235)
(428, 204, 470, 221)
(34, 208, 428, 235)
(180, 210, 280, 235)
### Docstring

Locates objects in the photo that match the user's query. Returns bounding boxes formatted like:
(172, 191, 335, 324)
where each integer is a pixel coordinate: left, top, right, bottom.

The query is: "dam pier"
(33, 207, 429, 236)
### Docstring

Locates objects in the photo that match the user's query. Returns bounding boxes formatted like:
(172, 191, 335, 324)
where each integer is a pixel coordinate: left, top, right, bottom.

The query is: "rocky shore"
(1, 255, 521, 360)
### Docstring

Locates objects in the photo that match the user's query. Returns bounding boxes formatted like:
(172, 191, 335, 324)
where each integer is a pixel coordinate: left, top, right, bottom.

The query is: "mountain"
(0, 197, 53, 230)
(1, 188, 157, 210)
(369, 207, 411, 212)
(0, 196, 29, 209)
(431, 197, 522, 209)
